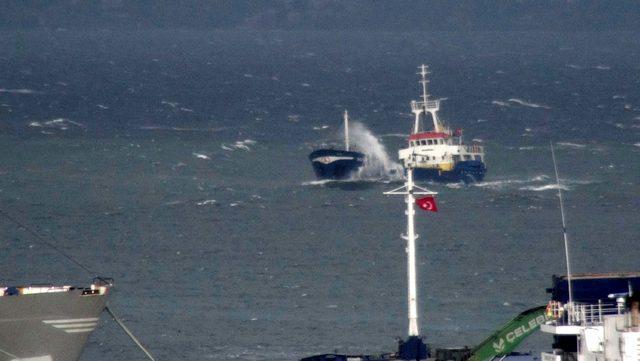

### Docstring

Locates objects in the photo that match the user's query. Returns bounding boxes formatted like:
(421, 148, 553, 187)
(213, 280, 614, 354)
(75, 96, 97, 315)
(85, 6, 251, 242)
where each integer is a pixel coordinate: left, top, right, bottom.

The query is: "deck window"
(420, 140, 426, 146)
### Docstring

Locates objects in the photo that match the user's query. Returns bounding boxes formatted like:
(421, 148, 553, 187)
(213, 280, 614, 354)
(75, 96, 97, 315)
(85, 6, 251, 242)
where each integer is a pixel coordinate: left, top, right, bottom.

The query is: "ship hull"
(309, 149, 365, 180)
(0, 289, 108, 361)
(413, 160, 486, 183)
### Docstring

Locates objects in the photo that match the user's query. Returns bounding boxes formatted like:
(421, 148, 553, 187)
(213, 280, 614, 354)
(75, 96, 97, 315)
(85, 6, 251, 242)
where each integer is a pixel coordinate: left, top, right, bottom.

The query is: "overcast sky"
(1, 1, 639, 31)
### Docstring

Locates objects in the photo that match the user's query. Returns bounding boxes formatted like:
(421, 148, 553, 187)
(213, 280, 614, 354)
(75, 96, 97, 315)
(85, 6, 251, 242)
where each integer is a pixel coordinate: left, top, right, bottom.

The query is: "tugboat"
(309, 110, 365, 180)
(398, 65, 486, 183)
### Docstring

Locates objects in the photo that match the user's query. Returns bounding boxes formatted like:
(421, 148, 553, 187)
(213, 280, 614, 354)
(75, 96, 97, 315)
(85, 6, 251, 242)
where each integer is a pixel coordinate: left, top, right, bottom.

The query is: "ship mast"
(411, 65, 443, 134)
(385, 160, 437, 336)
(344, 110, 350, 151)
(419, 64, 430, 105)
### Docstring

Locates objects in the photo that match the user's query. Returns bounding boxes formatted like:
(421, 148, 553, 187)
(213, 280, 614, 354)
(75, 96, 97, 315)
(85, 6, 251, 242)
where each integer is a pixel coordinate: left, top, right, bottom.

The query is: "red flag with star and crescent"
(416, 196, 438, 212)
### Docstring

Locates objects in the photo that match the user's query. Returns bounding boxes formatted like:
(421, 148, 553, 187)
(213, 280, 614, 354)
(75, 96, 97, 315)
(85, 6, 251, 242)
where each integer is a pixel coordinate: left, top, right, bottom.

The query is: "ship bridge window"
(464, 155, 472, 160)
(438, 139, 443, 144)
(427, 139, 433, 145)
(411, 141, 416, 146)
(420, 140, 427, 146)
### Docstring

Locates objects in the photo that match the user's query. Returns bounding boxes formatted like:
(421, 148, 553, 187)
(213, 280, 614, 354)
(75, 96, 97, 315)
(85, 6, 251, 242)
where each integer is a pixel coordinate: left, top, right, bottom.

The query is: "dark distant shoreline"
(1, 1, 639, 32)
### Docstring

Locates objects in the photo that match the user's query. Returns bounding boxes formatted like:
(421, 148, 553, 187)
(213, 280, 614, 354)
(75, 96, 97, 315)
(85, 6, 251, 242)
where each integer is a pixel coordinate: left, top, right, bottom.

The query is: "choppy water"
(0, 30, 639, 360)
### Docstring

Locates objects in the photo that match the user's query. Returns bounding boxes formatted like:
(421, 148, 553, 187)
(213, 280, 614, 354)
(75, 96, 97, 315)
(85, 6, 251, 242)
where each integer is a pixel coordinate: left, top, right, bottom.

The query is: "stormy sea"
(0, 30, 638, 360)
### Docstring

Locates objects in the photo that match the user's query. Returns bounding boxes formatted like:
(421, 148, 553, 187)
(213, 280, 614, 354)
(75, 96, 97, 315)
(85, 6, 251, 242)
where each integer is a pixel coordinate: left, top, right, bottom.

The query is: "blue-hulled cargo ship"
(309, 111, 365, 180)
(398, 65, 486, 183)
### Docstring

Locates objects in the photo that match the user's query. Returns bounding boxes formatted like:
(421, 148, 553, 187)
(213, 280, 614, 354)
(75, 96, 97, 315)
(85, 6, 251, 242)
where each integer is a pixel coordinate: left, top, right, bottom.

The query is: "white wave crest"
(161, 100, 178, 108)
(471, 175, 558, 191)
(491, 100, 510, 107)
(193, 152, 211, 160)
(29, 118, 85, 130)
(221, 139, 257, 152)
(469, 173, 590, 192)
(519, 184, 570, 192)
(507, 98, 551, 109)
(0, 88, 38, 94)
(301, 179, 334, 186)
(139, 125, 226, 132)
(557, 142, 586, 149)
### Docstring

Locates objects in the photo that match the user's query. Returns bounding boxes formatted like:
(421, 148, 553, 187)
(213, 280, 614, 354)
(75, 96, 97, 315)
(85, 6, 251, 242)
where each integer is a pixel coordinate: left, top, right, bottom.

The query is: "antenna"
(418, 64, 430, 104)
(384, 160, 437, 336)
(344, 110, 349, 151)
(550, 143, 574, 315)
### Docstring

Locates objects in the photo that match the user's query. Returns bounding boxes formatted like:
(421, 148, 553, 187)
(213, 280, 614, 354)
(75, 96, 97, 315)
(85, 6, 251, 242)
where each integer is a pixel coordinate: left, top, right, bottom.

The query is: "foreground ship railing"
(546, 301, 623, 326)
(541, 294, 640, 361)
(1, 277, 112, 297)
(461, 144, 484, 154)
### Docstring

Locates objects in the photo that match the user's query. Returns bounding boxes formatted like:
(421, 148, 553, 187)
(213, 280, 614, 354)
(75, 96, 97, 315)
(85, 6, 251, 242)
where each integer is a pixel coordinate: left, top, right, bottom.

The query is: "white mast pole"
(418, 64, 440, 133)
(420, 65, 429, 104)
(405, 167, 419, 336)
(384, 159, 436, 337)
(344, 110, 349, 151)
(551, 143, 574, 320)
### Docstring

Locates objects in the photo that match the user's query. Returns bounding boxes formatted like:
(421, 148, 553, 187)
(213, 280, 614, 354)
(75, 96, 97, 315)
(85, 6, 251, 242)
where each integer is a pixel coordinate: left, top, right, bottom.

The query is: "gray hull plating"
(0, 290, 107, 361)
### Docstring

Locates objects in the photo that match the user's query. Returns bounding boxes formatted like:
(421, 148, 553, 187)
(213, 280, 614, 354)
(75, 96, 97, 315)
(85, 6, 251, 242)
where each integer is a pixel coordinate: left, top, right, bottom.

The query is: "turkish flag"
(416, 196, 438, 212)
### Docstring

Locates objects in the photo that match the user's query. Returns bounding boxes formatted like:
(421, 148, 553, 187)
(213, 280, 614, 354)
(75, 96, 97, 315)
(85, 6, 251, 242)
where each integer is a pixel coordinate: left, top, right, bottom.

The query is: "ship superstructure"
(398, 65, 486, 183)
(541, 273, 640, 361)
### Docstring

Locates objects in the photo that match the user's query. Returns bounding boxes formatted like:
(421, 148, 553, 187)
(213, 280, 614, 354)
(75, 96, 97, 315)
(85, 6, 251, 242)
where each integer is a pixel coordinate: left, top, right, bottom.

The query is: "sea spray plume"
(348, 121, 403, 180)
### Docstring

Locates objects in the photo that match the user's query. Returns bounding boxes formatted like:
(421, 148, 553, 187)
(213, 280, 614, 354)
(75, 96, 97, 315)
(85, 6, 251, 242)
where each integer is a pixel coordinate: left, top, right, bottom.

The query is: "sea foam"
(349, 121, 403, 181)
